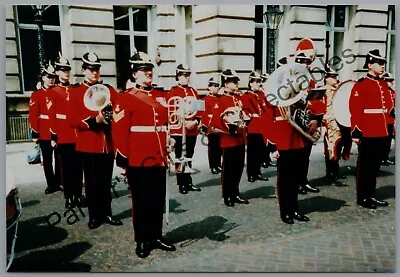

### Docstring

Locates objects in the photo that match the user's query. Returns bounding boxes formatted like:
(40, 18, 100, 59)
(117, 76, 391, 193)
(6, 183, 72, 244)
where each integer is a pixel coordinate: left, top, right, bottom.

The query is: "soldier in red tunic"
(200, 77, 223, 174)
(67, 52, 122, 229)
(241, 71, 269, 182)
(209, 69, 250, 207)
(293, 49, 321, 195)
(168, 64, 202, 194)
(381, 72, 395, 166)
(350, 49, 392, 209)
(112, 52, 176, 259)
(49, 54, 85, 209)
(28, 61, 63, 195)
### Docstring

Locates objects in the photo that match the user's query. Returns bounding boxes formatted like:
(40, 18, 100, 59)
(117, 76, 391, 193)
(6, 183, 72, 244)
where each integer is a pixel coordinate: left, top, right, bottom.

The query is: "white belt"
(56, 114, 66, 119)
(130, 126, 168, 132)
(364, 108, 386, 114)
(275, 116, 285, 121)
(39, 114, 49, 119)
(251, 114, 260, 118)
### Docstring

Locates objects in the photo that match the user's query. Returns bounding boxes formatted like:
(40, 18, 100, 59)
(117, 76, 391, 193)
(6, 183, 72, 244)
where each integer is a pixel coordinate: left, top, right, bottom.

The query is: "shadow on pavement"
(376, 185, 395, 200)
(299, 196, 347, 215)
(196, 177, 221, 188)
(344, 166, 394, 177)
(9, 242, 92, 272)
(165, 216, 238, 247)
(14, 216, 68, 253)
(167, 199, 187, 214)
(21, 200, 41, 208)
(309, 176, 348, 188)
(112, 189, 130, 199)
(242, 186, 275, 199)
(114, 208, 132, 221)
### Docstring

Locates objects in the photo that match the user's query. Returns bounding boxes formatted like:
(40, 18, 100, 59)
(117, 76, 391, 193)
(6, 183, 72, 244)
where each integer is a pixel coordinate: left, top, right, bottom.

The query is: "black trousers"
(172, 135, 197, 187)
(221, 144, 245, 199)
(299, 143, 313, 185)
(356, 137, 387, 200)
(246, 133, 264, 177)
(207, 133, 222, 169)
(81, 152, 114, 221)
(39, 140, 58, 189)
(57, 144, 84, 200)
(277, 148, 304, 215)
(383, 124, 394, 160)
(128, 166, 166, 243)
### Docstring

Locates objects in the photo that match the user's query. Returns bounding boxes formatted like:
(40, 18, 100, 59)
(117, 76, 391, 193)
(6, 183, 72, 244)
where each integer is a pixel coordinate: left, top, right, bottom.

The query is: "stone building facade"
(5, 4, 395, 141)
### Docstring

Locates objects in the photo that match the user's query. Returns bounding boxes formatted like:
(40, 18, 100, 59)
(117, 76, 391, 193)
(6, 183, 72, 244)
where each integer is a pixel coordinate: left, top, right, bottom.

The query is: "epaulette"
(72, 82, 80, 88)
(357, 77, 365, 82)
(171, 85, 177, 89)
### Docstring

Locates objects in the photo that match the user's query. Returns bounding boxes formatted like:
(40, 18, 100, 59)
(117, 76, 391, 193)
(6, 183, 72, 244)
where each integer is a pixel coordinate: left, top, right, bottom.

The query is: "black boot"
(187, 184, 201, 192)
(152, 239, 176, 251)
(304, 182, 320, 193)
(136, 242, 151, 258)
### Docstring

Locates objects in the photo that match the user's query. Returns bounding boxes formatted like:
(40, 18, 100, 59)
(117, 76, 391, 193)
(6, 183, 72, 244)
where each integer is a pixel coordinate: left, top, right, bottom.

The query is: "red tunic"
(49, 83, 77, 144)
(112, 87, 169, 167)
(67, 82, 118, 153)
(241, 91, 265, 134)
(28, 87, 55, 140)
(386, 87, 395, 125)
(167, 85, 201, 136)
(202, 94, 221, 129)
(349, 75, 392, 138)
(209, 93, 246, 148)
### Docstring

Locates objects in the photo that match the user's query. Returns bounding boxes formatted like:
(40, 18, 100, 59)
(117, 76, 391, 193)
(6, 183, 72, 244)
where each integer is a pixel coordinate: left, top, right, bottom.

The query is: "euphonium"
(83, 83, 112, 124)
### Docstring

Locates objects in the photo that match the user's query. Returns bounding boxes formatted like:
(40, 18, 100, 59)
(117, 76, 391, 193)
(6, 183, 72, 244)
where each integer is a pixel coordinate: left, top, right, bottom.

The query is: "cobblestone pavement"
(6, 138, 396, 272)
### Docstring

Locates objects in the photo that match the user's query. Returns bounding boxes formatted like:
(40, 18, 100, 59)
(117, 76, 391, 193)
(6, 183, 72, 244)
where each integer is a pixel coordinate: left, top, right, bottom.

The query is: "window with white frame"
(386, 5, 395, 75)
(254, 5, 281, 74)
(327, 5, 349, 70)
(113, 6, 150, 90)
(176, 6, 194, 71)
(15, 5, 63, 93)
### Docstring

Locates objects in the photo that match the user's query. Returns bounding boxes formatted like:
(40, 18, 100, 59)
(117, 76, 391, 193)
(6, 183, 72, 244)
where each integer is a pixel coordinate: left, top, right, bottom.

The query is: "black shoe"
(233, 195, 249, 204)
(293, 212, 310, 222)
(76, 195, 88, 208)
(103, 216, 123, 226)
(281, 214, 294, 224)
(382, 160, 394, 166)
(248, 176, 256, 183)
(45, 186, 63, 195)
(88, 218, 102, 229)
(370, 198, 389, 207)
(326, 173, 339, 181)
(217, 166, 223, 172)
(357, 198, 377, 209)
(298, 185, 308, 195)
(179, 185, 188, 194)
(152, 239, 176, 252)
(261, 161, 269, 168)
(224, 197, 235, 207)
(211, 168, 219, 174)
(304, 183, 320, 193)
(136, 242, 151, 258)
(65, 198, 75, 209)
(255, 174, 268, 181)
(187, 184, 201, 192)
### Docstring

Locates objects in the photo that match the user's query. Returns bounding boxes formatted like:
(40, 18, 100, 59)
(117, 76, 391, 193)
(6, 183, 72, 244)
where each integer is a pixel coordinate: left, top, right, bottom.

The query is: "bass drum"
(332, 80, 357, 128)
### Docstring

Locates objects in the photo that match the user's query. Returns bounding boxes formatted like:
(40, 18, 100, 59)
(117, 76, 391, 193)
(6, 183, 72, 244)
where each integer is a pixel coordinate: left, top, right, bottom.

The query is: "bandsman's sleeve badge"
(113, 107, 125, 123)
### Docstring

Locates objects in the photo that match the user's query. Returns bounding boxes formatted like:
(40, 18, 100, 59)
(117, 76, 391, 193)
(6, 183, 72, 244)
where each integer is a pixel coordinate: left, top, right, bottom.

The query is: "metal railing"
(7, 115, 31, 143)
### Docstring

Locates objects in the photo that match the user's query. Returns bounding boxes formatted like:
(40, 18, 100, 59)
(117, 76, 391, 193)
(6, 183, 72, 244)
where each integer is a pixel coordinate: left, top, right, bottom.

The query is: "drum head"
(332, 80, 356, 127)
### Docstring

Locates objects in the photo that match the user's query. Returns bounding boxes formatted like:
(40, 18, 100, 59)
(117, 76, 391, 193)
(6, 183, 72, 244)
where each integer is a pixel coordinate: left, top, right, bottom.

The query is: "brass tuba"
(83, 84, 112, 124)
(265, 62, 322, 142)
(167, 96, 194, 173)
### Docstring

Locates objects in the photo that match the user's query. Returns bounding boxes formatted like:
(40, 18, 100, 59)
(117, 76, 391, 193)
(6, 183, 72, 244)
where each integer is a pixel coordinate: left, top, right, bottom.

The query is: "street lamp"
(31, 5, 49, 71)
(325, 5, 333, 68)
(264, 5, 284, 74)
